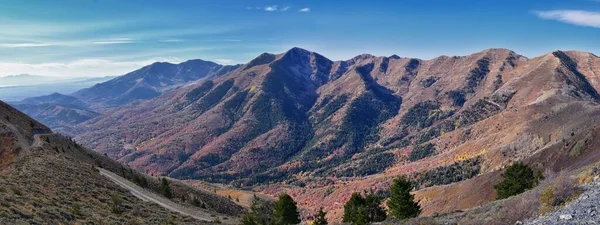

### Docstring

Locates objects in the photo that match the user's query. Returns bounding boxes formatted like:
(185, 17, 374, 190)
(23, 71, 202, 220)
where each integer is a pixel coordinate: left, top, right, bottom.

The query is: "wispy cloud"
(92, 38, 135, 45)
(299, 8, 311, 13)
(0, 43, 56, 48)
(0, 58, 182, 77)
(534, 10, 600, 28)
(159, 39, 183, 43)
(281, 6, 290, 12)
(214, 58, 234, 64)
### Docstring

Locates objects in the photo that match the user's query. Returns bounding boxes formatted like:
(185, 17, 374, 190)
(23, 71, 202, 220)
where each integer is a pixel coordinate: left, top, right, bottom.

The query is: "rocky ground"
(528, 177, 600, 224)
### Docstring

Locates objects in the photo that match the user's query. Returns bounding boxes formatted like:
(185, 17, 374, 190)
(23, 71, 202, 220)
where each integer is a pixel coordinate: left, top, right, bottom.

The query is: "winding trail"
(98, 168, 235, 224)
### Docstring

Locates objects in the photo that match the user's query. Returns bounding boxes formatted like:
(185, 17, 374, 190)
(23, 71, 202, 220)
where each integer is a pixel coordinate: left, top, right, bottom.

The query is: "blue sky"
(1, 0, 599, 77)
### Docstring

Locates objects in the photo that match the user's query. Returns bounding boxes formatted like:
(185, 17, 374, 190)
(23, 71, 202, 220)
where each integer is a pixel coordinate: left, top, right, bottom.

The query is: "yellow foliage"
(539, 187, 556, 215)
(453, 149, 486, 162)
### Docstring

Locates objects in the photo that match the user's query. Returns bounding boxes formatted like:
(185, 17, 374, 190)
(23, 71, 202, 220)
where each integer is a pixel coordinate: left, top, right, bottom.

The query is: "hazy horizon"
(1, 0, 599, 78)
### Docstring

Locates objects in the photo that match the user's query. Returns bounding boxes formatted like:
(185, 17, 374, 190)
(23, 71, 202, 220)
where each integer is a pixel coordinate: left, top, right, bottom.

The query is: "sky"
(1, 0, 600, 77)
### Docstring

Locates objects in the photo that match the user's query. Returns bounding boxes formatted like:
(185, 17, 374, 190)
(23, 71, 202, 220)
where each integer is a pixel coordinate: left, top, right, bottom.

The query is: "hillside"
(0, 101, 243, 224)
(71, 48, 600, 221)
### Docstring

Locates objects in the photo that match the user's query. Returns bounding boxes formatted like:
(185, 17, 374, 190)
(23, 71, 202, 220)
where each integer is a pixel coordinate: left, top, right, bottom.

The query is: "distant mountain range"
(72, 59, 240, 108)
(0, 75, 115, 101)
(7, 60, 240, 129)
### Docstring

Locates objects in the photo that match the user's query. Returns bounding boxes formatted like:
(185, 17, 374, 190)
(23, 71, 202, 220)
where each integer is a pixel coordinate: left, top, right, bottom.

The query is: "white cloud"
(214, 59, 234, 64)
(264, 5, 278, 12)
(159, 39, 183, 43)
(0, 58, 182, 77)
(249, 5, 291, 12)
(299, 8, 311, 13)
(534, 10, 600, 28)
(0, 43, 57, 48)
(92, 38, 135, 45)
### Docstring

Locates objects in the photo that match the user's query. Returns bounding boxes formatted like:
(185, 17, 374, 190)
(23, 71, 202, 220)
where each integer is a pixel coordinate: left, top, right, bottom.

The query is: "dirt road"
(99, 168, 236, 224)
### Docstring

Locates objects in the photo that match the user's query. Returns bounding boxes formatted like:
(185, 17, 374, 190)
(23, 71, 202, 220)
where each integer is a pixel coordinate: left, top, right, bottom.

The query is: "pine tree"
(388, 176, 421, 220)
(313, 207, 328, 225)
(343, 192, 386, 225)
(242, 195, 271, 225)
(343, 193, 366, 224)
(494, 162, 538, 199)
(160, 177, 172, 199)
(364, 194, 387, 222)
(271, 193, 301, 225)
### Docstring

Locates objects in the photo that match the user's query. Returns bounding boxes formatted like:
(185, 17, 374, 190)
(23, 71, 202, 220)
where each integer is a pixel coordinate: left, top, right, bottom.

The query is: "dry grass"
(539, 172, 583, 215)
(404, 169, 585, 225)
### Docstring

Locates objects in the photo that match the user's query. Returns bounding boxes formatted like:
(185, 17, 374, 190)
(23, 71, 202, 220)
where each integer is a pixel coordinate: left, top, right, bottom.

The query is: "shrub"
(421, 77, 437, 88)
(539, 172, 582, 214)
(409, 143, 436, 162)
(166, 215, 176, 225)
(414, 157, 481, 189)
(160, 178, 172, 199)
(313, 207, 328, 225)
(111, 196, 124, 214)
(493, 162, 542, 199)
(448, 90, 466, 106)
(388, 176, 421, 220)
(71, 202, 82, 217)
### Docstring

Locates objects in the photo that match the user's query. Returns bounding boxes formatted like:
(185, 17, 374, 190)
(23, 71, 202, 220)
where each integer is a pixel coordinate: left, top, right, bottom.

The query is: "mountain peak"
(282, 47, 314, 59)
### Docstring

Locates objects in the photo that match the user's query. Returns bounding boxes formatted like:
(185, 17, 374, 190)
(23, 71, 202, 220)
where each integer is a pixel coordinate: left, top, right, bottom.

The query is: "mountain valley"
(6, 47, 600, 224)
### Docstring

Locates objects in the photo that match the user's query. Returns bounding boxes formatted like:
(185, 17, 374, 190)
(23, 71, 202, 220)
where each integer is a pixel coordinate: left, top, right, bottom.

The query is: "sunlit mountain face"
(2, 0, 600, 224)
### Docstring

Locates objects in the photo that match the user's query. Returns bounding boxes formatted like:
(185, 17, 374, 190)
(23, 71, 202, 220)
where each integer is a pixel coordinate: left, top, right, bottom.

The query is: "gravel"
(527, 177, 600, 225)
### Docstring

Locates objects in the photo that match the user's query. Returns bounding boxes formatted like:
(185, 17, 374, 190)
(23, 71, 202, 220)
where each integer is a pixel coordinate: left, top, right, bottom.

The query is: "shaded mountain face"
(0, 101, 242, 224)
(72, 60, 240, 109)
(73, 48, 600, 218)
(16, 92, 89, 108)
(9, 93, 98, 130)
(12, 103, 99, 130)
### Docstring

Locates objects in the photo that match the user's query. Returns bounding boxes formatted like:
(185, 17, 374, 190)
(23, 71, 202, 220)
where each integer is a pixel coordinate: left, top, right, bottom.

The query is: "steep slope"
(72, 60, 240, 108)
(73, 48, 600, 221)
(0, 101, 243, 224)
(75, 48, 338, 183)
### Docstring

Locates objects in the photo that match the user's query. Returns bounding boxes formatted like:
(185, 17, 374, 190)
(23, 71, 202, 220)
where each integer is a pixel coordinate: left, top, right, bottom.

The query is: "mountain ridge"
(11, 47, 600, 222)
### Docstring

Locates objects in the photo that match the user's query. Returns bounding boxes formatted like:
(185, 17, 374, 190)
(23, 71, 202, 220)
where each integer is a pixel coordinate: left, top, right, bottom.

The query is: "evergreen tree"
(363, 194, 386, 223)
(494, 162, 538, 199)
(160, 177, 173, 199)
(271, 193, 301, 225)
(313, 208, 328, 225)
(343, 193, 366, 224)
(343, 192, 386, 225)
(242, 195, 272, 225)
(388, 176, 421, 220)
